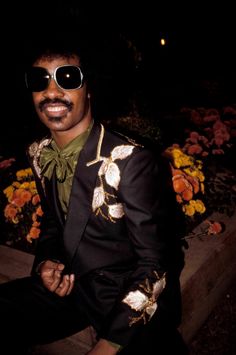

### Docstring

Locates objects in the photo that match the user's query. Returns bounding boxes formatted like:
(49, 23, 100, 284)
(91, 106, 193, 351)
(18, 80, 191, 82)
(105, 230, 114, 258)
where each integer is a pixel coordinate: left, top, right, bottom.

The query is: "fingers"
(40, 261, 65, 292)
(38, 260, 75, 296)
(55, 274, 75, 297)
(47, 269, 63, 292)
(66, 274, 75, 295)
(40, 260, 65, 277)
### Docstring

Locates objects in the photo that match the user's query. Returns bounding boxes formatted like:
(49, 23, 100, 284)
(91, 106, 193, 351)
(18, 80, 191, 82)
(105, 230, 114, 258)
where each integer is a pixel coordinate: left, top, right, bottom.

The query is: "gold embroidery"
(101, 160, 120, 190)
(111, 145, 135, 161)
(28, 138, 52, 192)
(92, 186, 105, 211)
(91, 143, 135, 222)
(86, 124, 105, 167)
(92, 176, 123, 222)
(108, 203, 124, 219)
(114, 131, 144, 148)
(122, 272, 166, 326)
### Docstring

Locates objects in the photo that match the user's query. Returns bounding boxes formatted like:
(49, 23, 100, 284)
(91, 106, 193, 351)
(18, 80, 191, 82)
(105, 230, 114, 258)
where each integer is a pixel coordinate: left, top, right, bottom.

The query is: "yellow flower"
(194, 199, 206, 214)
(16, 168, 33, 181)
(25, 168, 33, 176)
(172, 148, 182, 158)
(200, 183, 205, 193)
(12, 181, 21, 188)
(3, 185, 14, 200)
(20, 182, 30, 189)
(182, 204, 195, 216)
(16, 169, 27, 180)
(29, 181, 36, 190)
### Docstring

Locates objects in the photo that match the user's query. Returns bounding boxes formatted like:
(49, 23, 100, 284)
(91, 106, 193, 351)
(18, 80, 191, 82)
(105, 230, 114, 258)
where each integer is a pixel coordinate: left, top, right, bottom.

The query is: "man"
(0, 36, 187, 354)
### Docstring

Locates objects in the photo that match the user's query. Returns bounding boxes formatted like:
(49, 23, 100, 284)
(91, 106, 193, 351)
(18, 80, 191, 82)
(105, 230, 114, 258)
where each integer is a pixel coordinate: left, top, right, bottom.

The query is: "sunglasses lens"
(25, 65, 83, 91)
(56, 66, 83, 90)
(25, 67, 49, 92)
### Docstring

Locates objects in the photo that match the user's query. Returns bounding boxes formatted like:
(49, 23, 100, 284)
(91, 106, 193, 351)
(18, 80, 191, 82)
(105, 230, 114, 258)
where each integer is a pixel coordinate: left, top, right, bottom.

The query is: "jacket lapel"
(63, 122, 103, 264)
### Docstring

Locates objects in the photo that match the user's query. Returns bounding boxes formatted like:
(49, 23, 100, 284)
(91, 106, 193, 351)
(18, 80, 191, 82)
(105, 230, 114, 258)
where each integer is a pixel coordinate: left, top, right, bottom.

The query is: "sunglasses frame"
(25, 64, 84, 92)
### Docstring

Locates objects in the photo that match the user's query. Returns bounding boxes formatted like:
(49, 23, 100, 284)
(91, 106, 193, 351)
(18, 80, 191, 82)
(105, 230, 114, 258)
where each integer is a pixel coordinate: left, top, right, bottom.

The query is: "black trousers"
(0, 277, 189, 355)
(0, 277, 89, 355)
(119, 323, 189, 355)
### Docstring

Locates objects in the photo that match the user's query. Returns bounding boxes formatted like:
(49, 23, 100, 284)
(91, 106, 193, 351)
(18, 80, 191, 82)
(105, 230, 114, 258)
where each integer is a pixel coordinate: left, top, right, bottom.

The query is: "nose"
(43, 78, 64, 99)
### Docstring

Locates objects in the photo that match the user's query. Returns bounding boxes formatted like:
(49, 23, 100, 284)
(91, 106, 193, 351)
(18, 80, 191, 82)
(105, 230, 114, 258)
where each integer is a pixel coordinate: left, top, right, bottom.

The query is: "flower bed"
(0, 165, 43, 253)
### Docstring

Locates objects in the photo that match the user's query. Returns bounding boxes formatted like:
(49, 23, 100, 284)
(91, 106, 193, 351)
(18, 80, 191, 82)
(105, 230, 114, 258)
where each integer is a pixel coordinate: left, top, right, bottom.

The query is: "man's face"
(31, 56, 91, 135)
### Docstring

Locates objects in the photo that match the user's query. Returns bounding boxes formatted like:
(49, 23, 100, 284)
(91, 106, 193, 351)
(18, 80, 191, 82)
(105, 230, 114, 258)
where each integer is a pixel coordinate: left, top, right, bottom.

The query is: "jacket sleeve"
(28, 160, 65, 275)
(100, 147, 184, 347)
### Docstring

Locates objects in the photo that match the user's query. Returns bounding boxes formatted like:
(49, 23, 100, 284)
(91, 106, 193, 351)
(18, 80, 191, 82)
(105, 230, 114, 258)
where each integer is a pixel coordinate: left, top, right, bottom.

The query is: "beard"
(48, 116, 64, 122)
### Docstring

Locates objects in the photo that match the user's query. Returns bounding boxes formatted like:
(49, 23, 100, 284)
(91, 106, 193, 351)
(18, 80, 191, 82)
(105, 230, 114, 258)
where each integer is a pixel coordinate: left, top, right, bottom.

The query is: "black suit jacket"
(27, 121, 184, 347)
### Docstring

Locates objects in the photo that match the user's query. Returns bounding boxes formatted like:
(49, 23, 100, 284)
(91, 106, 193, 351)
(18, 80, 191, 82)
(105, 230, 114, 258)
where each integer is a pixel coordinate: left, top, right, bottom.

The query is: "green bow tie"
(40, 147, 75, 182)
(39, 122, 93, 182)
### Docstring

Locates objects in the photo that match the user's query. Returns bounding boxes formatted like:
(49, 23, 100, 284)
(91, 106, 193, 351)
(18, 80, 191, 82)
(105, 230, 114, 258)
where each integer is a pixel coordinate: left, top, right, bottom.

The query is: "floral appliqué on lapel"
(92, 145, 134, 222)
(28, 138, 52, 192)
(122, 271, 166, 326)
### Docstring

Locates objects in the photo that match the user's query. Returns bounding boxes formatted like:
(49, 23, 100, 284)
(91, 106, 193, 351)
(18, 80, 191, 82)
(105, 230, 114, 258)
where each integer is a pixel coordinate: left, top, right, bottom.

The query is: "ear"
(87, 92, 91, 99)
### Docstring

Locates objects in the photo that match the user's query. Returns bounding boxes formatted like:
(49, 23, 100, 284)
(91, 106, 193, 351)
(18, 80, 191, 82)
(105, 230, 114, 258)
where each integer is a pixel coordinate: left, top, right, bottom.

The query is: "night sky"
(5, 2, 236, 77)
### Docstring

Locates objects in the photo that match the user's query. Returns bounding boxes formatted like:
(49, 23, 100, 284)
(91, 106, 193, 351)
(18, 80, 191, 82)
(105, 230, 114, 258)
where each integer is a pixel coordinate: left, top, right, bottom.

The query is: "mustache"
(38, 98, 73, 112)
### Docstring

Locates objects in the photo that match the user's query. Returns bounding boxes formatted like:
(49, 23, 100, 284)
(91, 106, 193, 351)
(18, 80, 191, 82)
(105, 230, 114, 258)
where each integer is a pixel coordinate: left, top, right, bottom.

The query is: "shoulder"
(101, 121, 163, 159)
(100, 124, 164, 178)
(27, 136, 52, 159)
(100, 123, 150, 160)
(103, 125, 143, 148)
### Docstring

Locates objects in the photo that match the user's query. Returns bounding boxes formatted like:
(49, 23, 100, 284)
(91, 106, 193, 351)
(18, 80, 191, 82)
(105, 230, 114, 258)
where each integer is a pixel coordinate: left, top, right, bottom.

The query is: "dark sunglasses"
(25, 65, 84, 92)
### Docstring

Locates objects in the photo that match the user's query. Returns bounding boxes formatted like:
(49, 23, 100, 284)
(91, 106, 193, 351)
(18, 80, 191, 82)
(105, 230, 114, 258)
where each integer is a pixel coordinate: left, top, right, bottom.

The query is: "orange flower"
(29, 226, 40, 239)
(172, 174, 192, 194)
(21, 190, 32, 203)
(36, 206, 43, 217)
(4, 204, 19, 220)
(32, 212, 37, 222)
(26, 227, 41, 243)
(176, 195, 183, 204)
(32, 221, 40, 227)
(32, 194, 40, 206)
(10, 189, 32, 207)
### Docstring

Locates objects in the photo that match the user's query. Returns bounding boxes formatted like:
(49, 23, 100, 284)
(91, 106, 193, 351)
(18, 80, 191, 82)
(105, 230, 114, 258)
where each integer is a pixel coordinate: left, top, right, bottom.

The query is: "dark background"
(1, 1, 236, 162)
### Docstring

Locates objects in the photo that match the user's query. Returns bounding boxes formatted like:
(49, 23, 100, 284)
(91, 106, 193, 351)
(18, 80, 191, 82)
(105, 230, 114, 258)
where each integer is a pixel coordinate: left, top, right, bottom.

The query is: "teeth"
(46, 106, 66, 112)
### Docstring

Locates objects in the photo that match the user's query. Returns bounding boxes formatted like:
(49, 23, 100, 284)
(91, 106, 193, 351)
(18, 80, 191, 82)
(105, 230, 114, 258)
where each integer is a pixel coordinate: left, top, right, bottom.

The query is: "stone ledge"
(0, 209, 235, 352)
(179, 210, 236, 343)
(0, 245, 33, 281)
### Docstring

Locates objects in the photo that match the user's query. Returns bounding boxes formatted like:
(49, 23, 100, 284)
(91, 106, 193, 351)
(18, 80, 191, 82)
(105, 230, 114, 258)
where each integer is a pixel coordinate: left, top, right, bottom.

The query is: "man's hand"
(39, 260, 75, 296)
(86, 339, 119, 355)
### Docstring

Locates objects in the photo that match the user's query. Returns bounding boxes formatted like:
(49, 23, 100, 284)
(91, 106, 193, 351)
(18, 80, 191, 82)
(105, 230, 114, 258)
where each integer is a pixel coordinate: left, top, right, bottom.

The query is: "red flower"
(205, 220, 223, 235)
